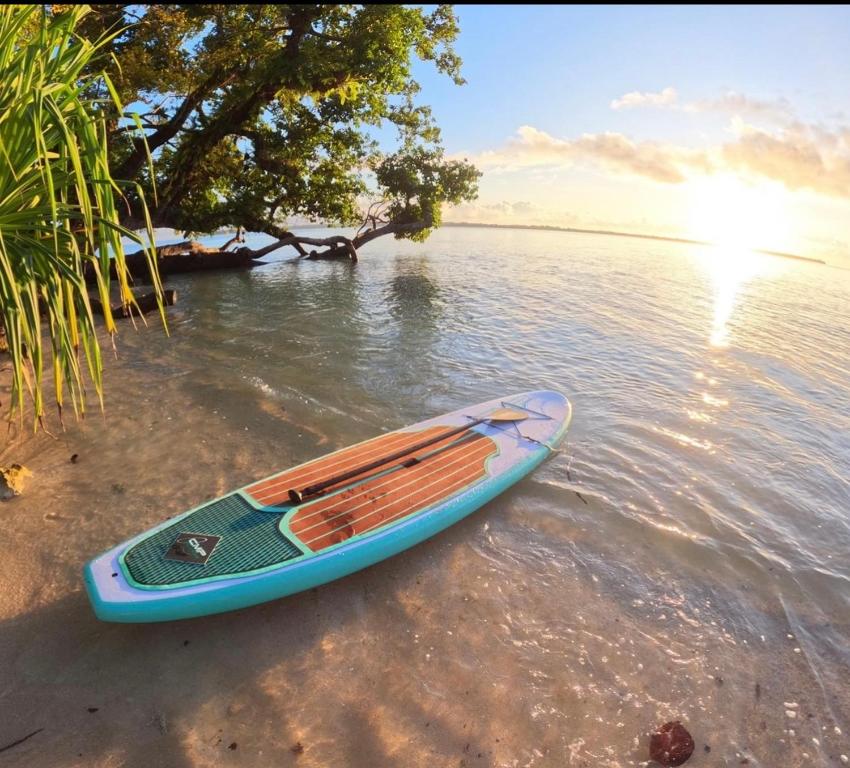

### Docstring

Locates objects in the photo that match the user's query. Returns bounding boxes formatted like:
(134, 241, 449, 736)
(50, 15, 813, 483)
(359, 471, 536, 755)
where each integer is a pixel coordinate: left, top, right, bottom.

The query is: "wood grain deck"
(288, 431, 498, 552)
(246, 426, 450, 507)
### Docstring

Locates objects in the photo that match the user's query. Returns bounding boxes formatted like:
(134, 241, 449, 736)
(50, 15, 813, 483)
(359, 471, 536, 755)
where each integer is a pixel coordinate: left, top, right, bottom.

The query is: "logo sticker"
(164, 533, 222, 565)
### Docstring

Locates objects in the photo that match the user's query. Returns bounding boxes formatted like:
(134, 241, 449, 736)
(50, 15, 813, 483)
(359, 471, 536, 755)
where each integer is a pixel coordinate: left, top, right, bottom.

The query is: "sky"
(408, 5, 850, 265)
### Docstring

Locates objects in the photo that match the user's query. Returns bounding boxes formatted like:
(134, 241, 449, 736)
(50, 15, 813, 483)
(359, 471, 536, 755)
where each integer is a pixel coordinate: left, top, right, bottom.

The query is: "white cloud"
(723, 122, 850, 197)
(462, 117, 850, 200)
(684, 91, 793, 123)
(442, 199, 551, 224)
(610, 87, 678, 111)
(611, 87, 793, 124)
(469, 125, 711, 184)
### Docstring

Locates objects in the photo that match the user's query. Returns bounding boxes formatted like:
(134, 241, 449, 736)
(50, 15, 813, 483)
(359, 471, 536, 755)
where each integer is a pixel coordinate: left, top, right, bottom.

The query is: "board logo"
(164, 532, 222, 565)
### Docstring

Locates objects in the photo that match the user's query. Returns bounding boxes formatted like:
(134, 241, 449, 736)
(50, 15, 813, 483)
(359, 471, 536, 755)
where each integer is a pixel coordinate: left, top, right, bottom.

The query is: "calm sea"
(3, 225, 848, 766)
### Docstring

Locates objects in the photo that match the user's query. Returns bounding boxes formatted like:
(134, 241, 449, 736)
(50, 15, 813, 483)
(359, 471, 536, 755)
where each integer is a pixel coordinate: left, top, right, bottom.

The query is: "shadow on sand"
(0, 509, 502, 768)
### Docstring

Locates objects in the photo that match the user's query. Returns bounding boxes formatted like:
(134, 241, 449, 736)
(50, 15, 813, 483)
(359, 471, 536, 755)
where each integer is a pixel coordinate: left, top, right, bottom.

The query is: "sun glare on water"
(687, 175, 790, 347)
(703, 246, 767, 347)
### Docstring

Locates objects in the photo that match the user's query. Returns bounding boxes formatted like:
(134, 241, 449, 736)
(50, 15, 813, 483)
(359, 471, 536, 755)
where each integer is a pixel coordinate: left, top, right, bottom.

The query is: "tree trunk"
(91, 289, 178, 318)
(85, 241, 265, 284)
(92, 211, 428, 284)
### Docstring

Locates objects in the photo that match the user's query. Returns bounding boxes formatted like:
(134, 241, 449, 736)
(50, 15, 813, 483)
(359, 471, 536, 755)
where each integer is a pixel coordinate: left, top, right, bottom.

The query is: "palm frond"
(0, 4, 163, 429)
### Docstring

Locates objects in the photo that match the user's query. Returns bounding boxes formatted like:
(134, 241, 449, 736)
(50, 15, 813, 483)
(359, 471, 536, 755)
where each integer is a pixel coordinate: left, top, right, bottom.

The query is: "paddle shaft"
(288, 416, 499, 504)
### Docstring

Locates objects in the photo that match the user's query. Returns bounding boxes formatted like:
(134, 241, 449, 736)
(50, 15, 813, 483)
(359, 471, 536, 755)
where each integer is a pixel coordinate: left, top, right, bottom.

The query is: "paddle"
(287, 408, 529, 504)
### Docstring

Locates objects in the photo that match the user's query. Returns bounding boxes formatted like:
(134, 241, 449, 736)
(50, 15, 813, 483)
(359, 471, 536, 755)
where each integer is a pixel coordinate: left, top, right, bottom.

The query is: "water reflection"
(700, 245, 768, 347)
(386, 256, 443, 330)
(380, 256, 448, 408)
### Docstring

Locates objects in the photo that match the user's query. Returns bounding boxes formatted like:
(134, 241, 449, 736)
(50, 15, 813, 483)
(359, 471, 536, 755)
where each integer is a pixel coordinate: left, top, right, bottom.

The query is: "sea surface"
(2, 226, 849, 767)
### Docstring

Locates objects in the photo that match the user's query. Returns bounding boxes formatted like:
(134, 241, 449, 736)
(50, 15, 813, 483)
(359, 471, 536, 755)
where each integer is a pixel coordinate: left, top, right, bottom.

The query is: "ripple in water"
(3, 226, 849, 766)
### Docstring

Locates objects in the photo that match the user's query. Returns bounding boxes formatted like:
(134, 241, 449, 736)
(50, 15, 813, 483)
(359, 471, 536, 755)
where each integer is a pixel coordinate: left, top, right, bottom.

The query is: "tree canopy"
(77, 4, 481, 257)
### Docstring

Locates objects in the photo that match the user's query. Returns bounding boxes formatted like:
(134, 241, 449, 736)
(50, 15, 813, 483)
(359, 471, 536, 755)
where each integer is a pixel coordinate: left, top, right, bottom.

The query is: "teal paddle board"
(84, 390, 571, 622)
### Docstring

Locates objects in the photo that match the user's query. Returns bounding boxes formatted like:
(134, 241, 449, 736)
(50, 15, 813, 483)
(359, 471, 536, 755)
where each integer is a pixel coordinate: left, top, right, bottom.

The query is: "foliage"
(0, 5, 161, 427)
(74, 4, 480, 241)
(373, 147, 481, 242)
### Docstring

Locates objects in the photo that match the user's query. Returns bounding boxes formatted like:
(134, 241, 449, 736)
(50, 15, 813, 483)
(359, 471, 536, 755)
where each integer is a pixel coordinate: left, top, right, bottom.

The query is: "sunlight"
(696, 243, 790, 347)
(685, 175, 791, 346)
(704, 245, 762, 346)
(687, 174, 792, 253)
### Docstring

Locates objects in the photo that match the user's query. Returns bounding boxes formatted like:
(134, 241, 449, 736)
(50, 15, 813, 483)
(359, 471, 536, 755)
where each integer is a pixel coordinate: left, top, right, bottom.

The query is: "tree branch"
(156, 9, 321, 213)
(114, 69, 233, 181)
(237, 233, 357, 262)
(305, 25, 345, 43)
(353, 216, 430, 249)
(219, 226, 245, 251)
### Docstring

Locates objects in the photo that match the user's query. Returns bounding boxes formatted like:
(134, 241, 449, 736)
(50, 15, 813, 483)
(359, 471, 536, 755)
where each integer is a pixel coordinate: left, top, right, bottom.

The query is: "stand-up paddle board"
(84, 390, 571, 622)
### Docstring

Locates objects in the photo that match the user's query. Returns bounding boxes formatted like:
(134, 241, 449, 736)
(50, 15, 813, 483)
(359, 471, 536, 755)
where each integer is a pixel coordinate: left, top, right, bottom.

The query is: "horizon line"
(439, 221, 826, 265)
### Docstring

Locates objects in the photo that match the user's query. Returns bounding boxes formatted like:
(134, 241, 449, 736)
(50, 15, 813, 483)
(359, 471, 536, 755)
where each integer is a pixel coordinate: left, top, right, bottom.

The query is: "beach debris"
(150, 713, 168, 735)
(291, 741, 304, 755)
(0, 728, 43, 755)
(0, 463, 31, 499)
(70, 453, 79, 464)
(649, 721, 694, 766)
(87, 707, 99, 713)
(228, 742, 238, 750)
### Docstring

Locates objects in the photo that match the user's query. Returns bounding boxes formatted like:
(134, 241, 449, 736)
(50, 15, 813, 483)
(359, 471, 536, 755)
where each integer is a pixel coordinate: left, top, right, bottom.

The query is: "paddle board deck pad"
(84, 390, 571, 622)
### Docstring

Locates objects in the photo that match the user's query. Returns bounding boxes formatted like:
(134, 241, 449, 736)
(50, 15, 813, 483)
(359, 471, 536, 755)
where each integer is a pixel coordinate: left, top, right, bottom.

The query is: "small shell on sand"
(0, 464, 32, 499)
(649, 721, 695, 766)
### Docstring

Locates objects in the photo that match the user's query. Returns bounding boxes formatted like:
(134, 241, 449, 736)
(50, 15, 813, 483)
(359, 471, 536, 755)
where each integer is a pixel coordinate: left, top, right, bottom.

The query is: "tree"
(0, 5, 162, 427)
(77, 4, 481, 261)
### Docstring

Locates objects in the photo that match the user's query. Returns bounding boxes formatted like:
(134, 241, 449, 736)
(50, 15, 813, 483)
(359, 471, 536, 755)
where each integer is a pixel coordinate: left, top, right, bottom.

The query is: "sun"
(684, 174, 794, 347)
(686, 174, 792, 253)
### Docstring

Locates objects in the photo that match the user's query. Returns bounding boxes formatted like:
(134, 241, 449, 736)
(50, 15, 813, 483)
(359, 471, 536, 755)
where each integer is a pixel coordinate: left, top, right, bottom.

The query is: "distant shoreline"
(440, 221, 826, 265)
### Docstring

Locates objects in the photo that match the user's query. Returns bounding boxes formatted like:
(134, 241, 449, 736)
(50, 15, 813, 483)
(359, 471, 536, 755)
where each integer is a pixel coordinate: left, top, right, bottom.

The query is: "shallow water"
(2, 226, 849, 767)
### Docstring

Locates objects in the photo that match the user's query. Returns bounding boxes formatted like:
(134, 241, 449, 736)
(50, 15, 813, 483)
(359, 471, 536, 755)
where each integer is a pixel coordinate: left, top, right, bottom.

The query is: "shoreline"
(440, 221, 827, 265)
(0, 227, 847, 767)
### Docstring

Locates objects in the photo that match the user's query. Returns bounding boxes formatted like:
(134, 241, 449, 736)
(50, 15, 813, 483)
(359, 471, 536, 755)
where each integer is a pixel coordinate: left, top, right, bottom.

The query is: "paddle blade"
(486, 408, 529, 422)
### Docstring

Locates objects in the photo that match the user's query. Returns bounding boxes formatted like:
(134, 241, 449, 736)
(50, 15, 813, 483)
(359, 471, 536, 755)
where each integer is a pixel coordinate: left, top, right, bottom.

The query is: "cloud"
(471, 125, 711, 184)
(610, 87, 678, 111)
(510, 200, 535, 215)
(441, 199, 558, 226)
(463, 118, 850, 200)
(611, 87, 793, 124)
(684, 91, 794, 123)
(723, 122, 850, 197)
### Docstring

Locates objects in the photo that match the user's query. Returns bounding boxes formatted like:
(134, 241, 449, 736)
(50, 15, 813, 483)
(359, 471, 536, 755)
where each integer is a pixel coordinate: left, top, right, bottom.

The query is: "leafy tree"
(0, 5, 161, 427)
(76, 4, 481, 258)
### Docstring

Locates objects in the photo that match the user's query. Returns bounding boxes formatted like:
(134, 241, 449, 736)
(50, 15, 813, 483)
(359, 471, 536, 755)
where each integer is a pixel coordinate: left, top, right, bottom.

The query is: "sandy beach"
(4, 395, 846, 768)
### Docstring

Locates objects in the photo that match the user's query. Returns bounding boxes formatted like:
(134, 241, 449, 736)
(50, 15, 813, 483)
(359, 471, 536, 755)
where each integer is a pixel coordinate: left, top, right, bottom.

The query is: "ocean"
(2, 225, 848, 767)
